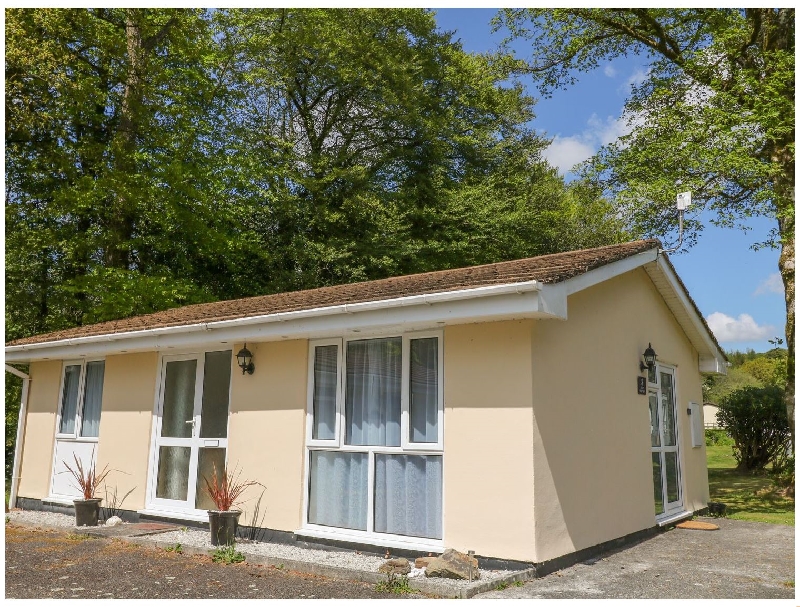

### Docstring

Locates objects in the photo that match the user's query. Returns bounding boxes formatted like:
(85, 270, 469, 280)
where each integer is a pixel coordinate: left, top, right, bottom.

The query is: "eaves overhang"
(5, 280, 558, 363)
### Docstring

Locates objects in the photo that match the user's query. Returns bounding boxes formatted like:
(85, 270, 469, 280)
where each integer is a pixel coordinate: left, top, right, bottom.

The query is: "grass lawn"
(706, 445, 794, 526)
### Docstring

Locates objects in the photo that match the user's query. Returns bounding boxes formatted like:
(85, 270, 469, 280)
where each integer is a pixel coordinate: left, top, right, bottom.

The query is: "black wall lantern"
(639, 343, 657, 373)
(236, 343, 255, 375)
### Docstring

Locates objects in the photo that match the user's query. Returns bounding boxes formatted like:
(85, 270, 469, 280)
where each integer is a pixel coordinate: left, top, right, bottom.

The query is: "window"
(305, 332, 443, 542)
(57, 360, 105, 439)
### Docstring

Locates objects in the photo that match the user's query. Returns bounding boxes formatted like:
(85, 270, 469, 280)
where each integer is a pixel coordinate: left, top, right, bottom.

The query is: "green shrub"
(717, 386, 789, 472)
(375, 573, 414, 594)
(211, 545, 245, 564)
(705, 428, 734, 446)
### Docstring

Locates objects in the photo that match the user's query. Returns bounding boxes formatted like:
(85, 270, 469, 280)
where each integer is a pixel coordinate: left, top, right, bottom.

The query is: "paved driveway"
(477, 518, 794, 599)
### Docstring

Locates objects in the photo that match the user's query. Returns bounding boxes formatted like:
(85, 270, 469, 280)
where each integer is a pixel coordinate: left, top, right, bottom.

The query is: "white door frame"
(650, 363, 683, 519)
(145, 351, 230, 517)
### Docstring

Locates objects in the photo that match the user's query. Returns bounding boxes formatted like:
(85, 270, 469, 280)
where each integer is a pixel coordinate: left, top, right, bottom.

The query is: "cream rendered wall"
(443, 320, 536, 562)
(531, 268, 708, 563)
(227, 340, 308, 532)
(95, 352, 159, 510)
(16, 360, 62, 499)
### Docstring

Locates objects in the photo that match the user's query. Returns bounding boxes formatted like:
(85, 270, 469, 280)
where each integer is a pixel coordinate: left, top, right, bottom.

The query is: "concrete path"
(476, 517, 794, 599)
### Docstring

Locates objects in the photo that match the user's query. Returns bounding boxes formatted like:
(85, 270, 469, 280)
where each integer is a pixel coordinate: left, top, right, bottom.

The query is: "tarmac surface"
(478, 517, 795, 599)
(4, 524, 418, 599)
(5, 516, 795, 599)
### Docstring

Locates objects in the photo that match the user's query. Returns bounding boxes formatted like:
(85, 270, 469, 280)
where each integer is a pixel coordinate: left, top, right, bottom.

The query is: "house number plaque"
(637, 376, 647, 395)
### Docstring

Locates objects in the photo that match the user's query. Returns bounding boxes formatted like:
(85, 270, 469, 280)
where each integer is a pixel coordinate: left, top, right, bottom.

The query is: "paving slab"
(77, 521, 181, 538)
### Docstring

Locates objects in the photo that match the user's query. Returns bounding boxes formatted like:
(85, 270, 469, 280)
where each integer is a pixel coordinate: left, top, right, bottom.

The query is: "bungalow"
(5, 239, 725, 566)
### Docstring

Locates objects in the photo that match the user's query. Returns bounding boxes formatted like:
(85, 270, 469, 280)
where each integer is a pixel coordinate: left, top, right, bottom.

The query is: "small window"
(58, 360, 105, 439)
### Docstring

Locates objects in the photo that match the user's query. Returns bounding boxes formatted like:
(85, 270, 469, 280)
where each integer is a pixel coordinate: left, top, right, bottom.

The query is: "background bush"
(718, 386, 789, 472)
(705, 428, 734, 446)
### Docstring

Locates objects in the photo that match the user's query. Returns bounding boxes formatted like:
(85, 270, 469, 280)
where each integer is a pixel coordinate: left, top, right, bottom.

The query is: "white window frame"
(301, 330, 444, 549)
(54, 358, 105, 442)
(305, 338, 343, 448)
(401, 331, 444, 451)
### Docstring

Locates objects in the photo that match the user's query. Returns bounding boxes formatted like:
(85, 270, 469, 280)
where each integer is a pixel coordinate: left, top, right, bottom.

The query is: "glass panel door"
(649, 366, 682, 517)
(149, 351, 232, 513)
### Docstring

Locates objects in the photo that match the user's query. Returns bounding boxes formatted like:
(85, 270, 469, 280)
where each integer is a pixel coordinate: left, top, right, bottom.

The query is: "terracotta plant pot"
(208, 510, 241, 546)
(73, 498, 103, 527)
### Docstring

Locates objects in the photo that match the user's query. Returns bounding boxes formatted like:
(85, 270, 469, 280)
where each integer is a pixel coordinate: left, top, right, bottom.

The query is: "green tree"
(498, 8, 795, 441)
(6, 8, 264, 340)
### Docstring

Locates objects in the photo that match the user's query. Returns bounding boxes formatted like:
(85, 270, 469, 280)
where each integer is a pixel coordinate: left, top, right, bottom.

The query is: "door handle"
(185, 419, 196, 435)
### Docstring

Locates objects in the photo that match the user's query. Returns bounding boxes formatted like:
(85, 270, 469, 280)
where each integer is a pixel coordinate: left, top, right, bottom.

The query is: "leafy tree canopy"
(497, 7, 795, 439)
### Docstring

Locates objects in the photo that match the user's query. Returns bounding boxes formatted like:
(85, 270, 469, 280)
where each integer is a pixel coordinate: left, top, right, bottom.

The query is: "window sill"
(137, 508, 210, 523)
(296, 525, 443, 553)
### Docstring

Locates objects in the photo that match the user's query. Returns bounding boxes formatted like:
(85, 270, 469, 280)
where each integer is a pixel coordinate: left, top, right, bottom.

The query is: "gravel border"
(7, 509, 531, 597)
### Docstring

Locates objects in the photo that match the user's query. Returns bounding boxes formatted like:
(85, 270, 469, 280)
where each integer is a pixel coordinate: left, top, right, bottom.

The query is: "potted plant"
(203, 463, 258, 546)
(63, 452, 111, 527)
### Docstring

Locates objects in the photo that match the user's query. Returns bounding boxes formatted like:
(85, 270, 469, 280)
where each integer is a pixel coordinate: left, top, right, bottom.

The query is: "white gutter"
(6, 365, 31, 509)
(6, 280, 542, 356)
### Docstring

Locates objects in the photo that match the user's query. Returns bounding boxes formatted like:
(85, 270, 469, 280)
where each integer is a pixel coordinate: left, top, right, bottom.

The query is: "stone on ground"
(104, 516, 122, 527)
(415, 556, 434, 568)
(377, 558, 410, 575)
(425, 548, 480, 580)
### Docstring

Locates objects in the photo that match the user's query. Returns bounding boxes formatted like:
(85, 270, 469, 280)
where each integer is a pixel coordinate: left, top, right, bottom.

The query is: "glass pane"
(308, 451, 367, 530)
(647, 364, 656, 384)
(665, 452, 680, 504)
(161, 360, 197, 438)
(409, 338, 438, 443)
(80, 361, 105, 438)
(59, 365, 81, 434)
(649, 393, 660, 447)
(312, 345, 338, 440)
(660, 372, 677, 446)
(652, 452, 664, 515)
(195, 448, 227, 510)
(156, 446, 191, 501)
(374, 454, 442, 539)
(200, 351, 232, 439)
(345, 338, 401, 447)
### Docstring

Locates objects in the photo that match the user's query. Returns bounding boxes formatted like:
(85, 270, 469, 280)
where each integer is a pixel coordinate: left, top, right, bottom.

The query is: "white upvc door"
(649, 365, 683, 518)
(147, 351, 232, 516)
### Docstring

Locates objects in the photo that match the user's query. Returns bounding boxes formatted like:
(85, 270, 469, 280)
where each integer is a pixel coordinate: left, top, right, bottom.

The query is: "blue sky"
(434, 8, 786, 354)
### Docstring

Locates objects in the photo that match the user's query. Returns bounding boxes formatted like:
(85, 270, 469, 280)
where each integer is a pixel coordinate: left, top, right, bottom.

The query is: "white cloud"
(706, 312, 776, 343)
(753, 273, 784, 296)
(544, 113, 635, 173)
(541, 137, 596, 174)
(622, 67, 650, 92)
(603, 64, 617, 78)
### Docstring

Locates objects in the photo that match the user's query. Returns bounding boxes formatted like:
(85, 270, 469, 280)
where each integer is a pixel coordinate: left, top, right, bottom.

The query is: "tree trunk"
(105, 9, 144, 270)
(774, 144, 795, 451)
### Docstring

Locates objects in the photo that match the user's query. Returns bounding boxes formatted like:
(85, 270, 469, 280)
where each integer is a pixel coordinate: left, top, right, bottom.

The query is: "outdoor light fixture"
(236, 344, 255, 375)
(639, 343, 657, 373)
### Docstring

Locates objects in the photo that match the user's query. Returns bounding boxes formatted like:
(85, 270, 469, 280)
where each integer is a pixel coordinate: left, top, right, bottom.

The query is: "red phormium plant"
(63, 452, 111, 500)
(203, 463, 259, 511)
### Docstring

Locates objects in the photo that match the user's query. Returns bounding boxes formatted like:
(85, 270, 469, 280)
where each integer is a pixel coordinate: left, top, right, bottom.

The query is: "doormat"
(675, 520, 719, 531)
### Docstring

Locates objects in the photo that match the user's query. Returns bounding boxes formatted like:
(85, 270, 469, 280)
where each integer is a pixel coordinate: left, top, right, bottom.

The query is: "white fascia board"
(6, 281, 551, 362)
(654, 255, 727, 375)
(562, 249, 659, 296)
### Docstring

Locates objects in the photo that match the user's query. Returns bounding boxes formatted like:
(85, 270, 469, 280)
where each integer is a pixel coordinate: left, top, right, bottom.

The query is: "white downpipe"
(8, 375, 31, 509)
